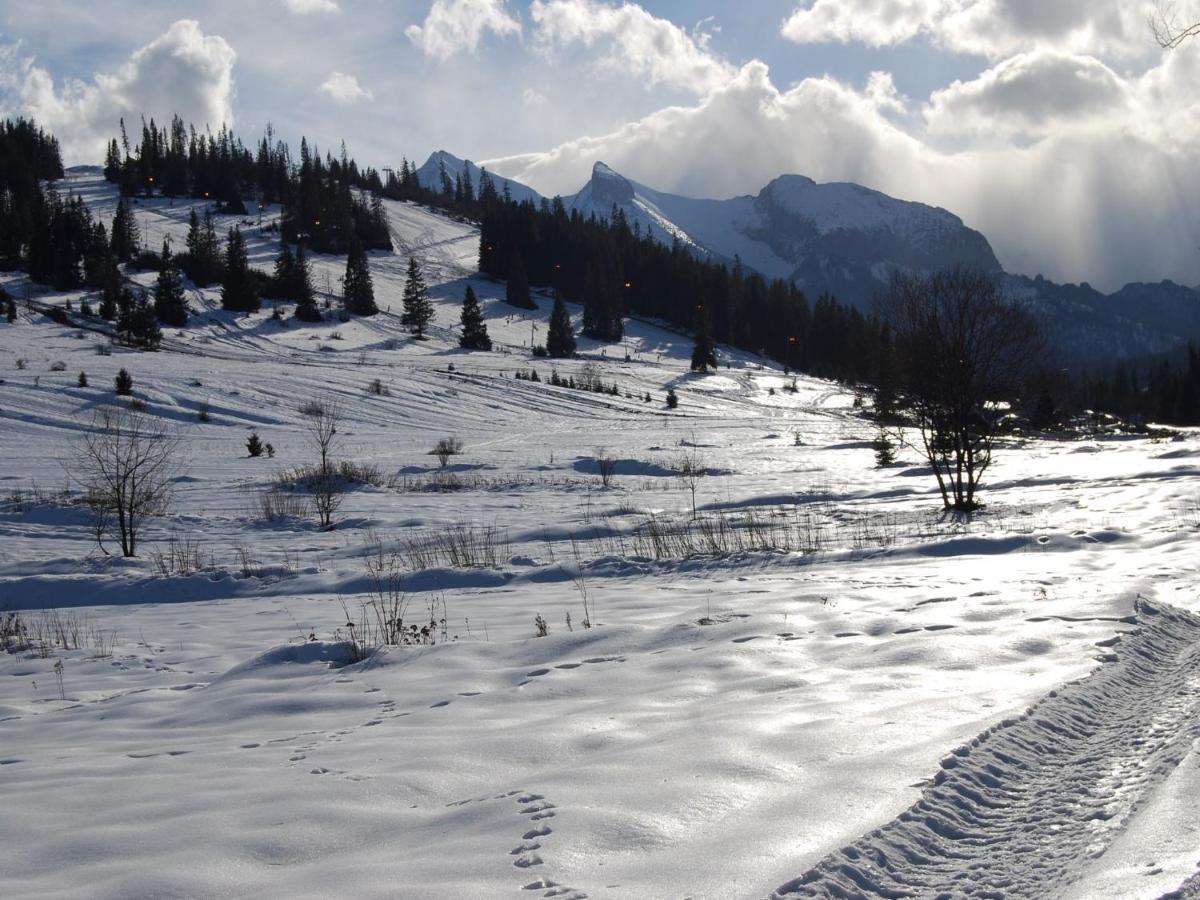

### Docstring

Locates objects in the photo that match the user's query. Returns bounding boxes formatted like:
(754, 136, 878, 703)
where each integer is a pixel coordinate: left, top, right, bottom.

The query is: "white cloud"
(782, 0, 1160, 60)
(522, 87, 548, 106)
(924, 51, 1129, 143)
(405, 0, 522, 60)
(18, 19, 236, 165)
(487, 55, 1200, 291)
(782, 0, 949, 49)
(318, 71, 373, 104)
(531, 0, 735, 94)
(282, 0, 341, 13)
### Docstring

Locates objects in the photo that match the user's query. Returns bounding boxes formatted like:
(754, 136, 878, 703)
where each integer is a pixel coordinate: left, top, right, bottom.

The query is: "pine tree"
(666, 388, 678, 409)
(547, 295, 576, 358)
(114, 368, 133, 395)
(183, 207, 222, 285)
(458, 285, 491, 350)
(246, 433, 264, 457)
(292, 245, 321, 321)
(401, 257, 433, 338)
(98, 257, 121, 320)
(343, 239, 378, 316)
(690, 305, 716, 373)
(110, 199, 140, 261)
(133, 289, 162, 349)
(221, 227, 259, 312)
(273, 239, 294, 298)
(154, 240, 188, 326)
(505, 249, 534, 310)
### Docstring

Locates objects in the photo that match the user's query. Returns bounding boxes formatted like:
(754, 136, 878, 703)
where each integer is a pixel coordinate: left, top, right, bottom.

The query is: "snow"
(2, 172, 1200, 898)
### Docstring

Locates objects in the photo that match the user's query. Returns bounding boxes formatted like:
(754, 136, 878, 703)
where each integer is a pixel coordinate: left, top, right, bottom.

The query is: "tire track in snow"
(774, 598, 1200, 899)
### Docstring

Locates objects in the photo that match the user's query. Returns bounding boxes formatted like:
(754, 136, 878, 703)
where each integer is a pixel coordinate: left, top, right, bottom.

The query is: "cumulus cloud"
(782, 0, 948, 49)
(925, 51, 1129, 143)
(283, 0, 341, 13)
(486, 55, 1200, 290)
(318, 71, 373, 103)
(531, 0, 735, 94)
(782, 0, 1159, 60)
(18, 19, 235, 165)
(405, 0, 522, 60)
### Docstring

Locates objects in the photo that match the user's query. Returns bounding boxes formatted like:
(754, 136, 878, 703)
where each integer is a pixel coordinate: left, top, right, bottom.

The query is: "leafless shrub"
(432, 436, 464, 467)
(398, 523, 510, 571)
(255, 488, 311, 523)
(671, 448, 708, 519)
(70, 408, 183, 557)
(594, 447, 617, 488)
(149, 534, 203, 576)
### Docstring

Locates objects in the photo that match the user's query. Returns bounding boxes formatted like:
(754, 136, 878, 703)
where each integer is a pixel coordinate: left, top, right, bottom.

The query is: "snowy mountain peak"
(584, 161, 636, 206)
(415, 151, 542, 205)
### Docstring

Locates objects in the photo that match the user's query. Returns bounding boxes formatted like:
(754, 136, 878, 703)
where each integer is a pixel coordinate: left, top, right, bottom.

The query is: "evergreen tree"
(401, 257, 433, 338)
(221, 227, 260, 312)
(133, 289, 162, 349)
(666, 388, 678, 409)
(546, 295, 576, 358)
(97, 258, 121, 320)
(183, 207, 222, 285)
(154, 240, 188, 326)
(246, 433, 264, 457)
(110, 199, 139, 261)
(273, 239, 295, 298)
(342, 239, 378, 316)
(582, 250, 623, 341)
(290, 244, 321, 321)
(690, 305, 716, 373)
(114, 368, 133, 395)
(458, 285, 491, 350)
(505, 249, 534, 310)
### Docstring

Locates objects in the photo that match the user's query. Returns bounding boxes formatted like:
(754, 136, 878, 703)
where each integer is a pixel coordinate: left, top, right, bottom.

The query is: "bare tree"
(881, 267, 1041, 512)
(1151, 1, 1200, 48)
(72, 408, 182, 556)
(305, 399, 344, 529)
(593, 447, 617, 488)
(671, 448, 707, 519)
(432, 436, 463, 468)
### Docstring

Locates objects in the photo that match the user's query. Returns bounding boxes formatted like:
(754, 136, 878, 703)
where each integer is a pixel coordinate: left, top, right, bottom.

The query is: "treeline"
(478, 198, 886, 385)
(1079, 346, 1200, 426)
(103, 116, 390, 254)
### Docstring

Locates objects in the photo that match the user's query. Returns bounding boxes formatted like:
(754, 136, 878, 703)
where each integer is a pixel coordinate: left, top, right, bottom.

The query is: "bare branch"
(1151, 1, 1200, 48)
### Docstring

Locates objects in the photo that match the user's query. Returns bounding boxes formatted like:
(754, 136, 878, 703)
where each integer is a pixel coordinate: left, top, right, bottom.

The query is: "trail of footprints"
(508, 790, 587, 899)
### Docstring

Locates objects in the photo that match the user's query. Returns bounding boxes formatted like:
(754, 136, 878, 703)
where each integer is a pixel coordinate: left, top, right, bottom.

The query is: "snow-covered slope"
(2, 173, 1200, 898)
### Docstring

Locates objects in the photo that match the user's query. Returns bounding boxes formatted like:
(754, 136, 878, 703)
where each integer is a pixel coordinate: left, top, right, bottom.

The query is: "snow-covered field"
(2, 173, 1199, 899)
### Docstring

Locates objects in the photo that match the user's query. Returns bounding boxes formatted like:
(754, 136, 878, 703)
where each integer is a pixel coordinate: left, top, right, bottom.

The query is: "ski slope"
(1, 173, 1199, 899)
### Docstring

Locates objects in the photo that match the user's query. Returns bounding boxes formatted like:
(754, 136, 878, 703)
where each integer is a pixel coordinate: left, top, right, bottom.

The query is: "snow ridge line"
(773, 598, 1200, 899)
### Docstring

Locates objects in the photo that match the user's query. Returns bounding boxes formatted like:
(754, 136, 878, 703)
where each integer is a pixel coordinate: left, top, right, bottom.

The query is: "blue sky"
(1, 0, 1198, 291)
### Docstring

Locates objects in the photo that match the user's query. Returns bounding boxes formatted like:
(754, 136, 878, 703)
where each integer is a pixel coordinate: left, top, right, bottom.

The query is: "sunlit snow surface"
(1, 173, 1199, 899)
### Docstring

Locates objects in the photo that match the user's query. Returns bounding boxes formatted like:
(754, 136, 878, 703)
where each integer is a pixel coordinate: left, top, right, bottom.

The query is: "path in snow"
(773, 598, 1200, 899)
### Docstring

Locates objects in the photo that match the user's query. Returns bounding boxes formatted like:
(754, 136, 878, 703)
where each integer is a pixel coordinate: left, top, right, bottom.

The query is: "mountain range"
(420, 152, 1200, 369)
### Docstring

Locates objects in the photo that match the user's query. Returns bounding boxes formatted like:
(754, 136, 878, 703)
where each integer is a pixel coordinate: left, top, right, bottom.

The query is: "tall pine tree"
(690, 304, 716, 373)
(221, 227, 259, 312)
(546, 294, 576, 358)
(154, 240, 188, 327)
(505, 248, 534, 310)
(292, 243, 321, 321)
(458, 285, 491, 350)
(401, 257, 433, 338)
(110, 199, 139, 261)
(342, 239, 378, 316)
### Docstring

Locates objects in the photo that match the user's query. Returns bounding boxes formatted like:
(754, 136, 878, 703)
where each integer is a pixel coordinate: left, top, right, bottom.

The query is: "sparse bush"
(96, 343, 112, 356)
(432, 436, 464, 468)
(256, 488, 310, 523)
(367, 378, 388, 396)
(594, 447, 617, 488)
(534, 614, 549, 637)
(299, 399, 325, 417)
(114, 368, 133, 396)
(197, 401, 211, 422)
(266, 443, 275, 458)
(70, 408, 182, 557)
(15, 358, 26, 370)
(671, 448, 707, 519)
(50, 361, 66, 372)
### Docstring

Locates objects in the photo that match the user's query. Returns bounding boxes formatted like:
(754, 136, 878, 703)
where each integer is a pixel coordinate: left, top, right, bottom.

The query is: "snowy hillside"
(2, 173, 1200, 898)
